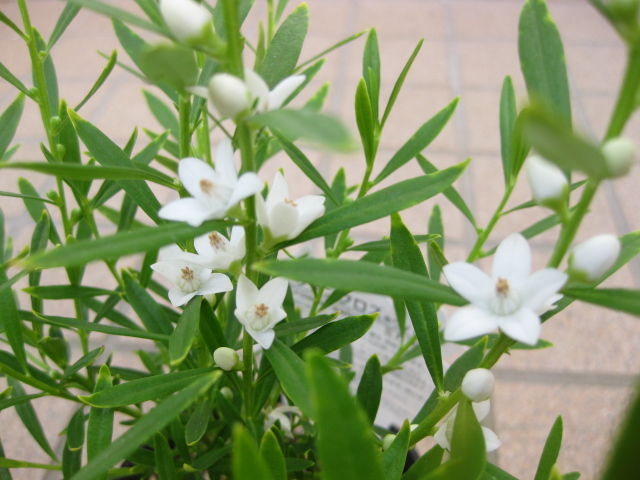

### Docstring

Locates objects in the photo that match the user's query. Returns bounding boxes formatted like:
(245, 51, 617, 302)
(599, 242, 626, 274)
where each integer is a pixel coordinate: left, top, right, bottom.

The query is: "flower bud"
(461, 368, 495, 402)
(160, 0, 213, 43)
(525, 155, 568, 209)
(213, 347, 239, 371)
(207, 73, 250, 119)
(602, 137, 636, 178)
(382, 434, 395, 451)
(569, 234, 621, 282)
(220, 386, 234, 400)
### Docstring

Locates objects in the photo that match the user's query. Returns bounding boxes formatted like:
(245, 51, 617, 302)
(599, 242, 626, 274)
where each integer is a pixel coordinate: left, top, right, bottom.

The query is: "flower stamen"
(284, 198, 297, 207)
(495, 278, 510, 296)
(208, 232, 224, 249)
(181, 267, 194, 280)
(200, 179, 215, 194)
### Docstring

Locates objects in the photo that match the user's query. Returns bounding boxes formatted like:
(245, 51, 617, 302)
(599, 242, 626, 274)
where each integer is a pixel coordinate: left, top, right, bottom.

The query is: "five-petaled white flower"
(257, 172, 325, 242)
(234, 274, 288, 349)
(264, 405, 301, 437)
(193, 69, 305, 119)
(159, 138, 262, 226)
(194, 226, 246, 270)
(434, 400, 501, 452)
(443, 233, 567, 346)
(151, 245, 233, 307)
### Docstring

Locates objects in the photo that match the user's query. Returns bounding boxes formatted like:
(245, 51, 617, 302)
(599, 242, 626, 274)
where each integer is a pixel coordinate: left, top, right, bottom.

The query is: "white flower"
(234, 274, 288, 349)
(602, 137, 636, 177)
(434, 400, 501, 452)
(194, 226, 245, 270)
(151, 245, 233, 307)
(525, 155, 568, 208)
(159, 0, 212, 42)
(213, 347, 239, 371)
(205, 69, 305, 119)
(569, 234, 621, 282)
(264, 405, 301, 437)
(461, 368, 495, 402)
(256, 172, 325, 242)
(159, 139, 262, 226)
(443, 233, 567, 346)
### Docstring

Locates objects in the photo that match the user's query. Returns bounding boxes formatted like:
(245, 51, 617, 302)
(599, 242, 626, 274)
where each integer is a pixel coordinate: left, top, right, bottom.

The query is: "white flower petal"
(158, 197, 214, 226)
(443, 262, 493, 306)
(151, 261, 181, 284)
(251, 328, 275, 349)
(229, 226, 246, 256)
(255, 193, 268, 227)
(244, 68, 270, 111)
(482, 427, 501, 452)
(444, 306, 499, 342)
(236, 274, 259, 313)
(169, 289, 197, 307)
(472, 400, 491, 422)
(267, 307, 287, 329)
(266, 172, 290, 211)
(290, 195, 325, 238)
(268, 201, 299, 240)
(268, 75, 305, 110)
(187, 85, 209, 98)
(178, 157, 217, 200)
(200, 273, 233, 295)
(492, 233, 531, 281)
(258, 277, 288, 309)
(194, 231, 228, 258)
(215, 138, 238, 185)
(522, 268, 567, 313)
(227, 172, 263, 208)
(497, 308, 540, 345)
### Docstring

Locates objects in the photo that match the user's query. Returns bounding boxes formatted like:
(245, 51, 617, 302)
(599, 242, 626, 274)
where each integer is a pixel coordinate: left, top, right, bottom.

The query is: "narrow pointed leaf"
(356, 355, 383, 424)
(123, 271, 172, 335)
(0, 94, 24, 159)
(260, 430, 287, 480)
(87, 365, 114, 469)
(264, 340, 312, 417)
(75, 50, 117, 111)
(0, 62, 31, 97)
(382, 39, 424, 127)
(499, 76, 517, 185)
(154, 433, 178, 480)
(292, 314, 376, 355)
(48, 3, 81, 49)
(232, 425, 276, 480)
(534, 416, 563, 480)
(169, 297, 202, 366)
(383, 421, 411, 480)
(363, 29, 381, 121)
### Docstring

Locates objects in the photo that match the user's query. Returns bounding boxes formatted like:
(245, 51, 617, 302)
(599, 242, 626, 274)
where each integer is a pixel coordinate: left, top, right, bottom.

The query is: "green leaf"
(264, 340, 313, 417)
(75, 50, 118, 111)
(62, 347, 104, 380)
(23, 285, 115, 299)
(363, 29, 381, 121)
(306, 351, 385, 480)
(185, 396, 214, 446)
(62, 407, 85, 478)
(67, 0, 165, 35)
(519, 0, 571, 126)
(403, 445, 444, 480)
(383, 421, 411, 480)
(154, 433, 178, 480)
(382, 39, 424, 128)
(80, 368, 216, 408)
(374, 98, 459, 184)
(275, 314, 337, 337)
(252, 109, 354, 152)
(33, 30, 59, 115)
(292, 314, 376, 355)
(87, 365, 113, 470)
(18, 177, 62, 244)
(48, 3, 81, 49)
(0, 10, 25, 39)
(256, 259, 464, 306)
(0, 61, 32, 97)
(260, 429, 287, 480)
(348, 234, 439, 253)
(443, 399, 487, 479)
(413, 339, 486, 423)
(534, 416, 563, 480)
(0, 393, 46, 413)
(483, 463, 519, 480)
(140, 43, 199, 91)
(24, 219, 228, 269)
(601, 382, 640, 480)
(499, 76, 517, 185)
(259, 4, 308, 87)
(286, 160, 468, 246)
(143, 90, 179, 139)
(355, 78, 377, 165)
(520, 106, 608, 179)
(427, 205, 444, 282)
(564, 287, 640, 316)
(74, 371, 219, 480)
(71, 111, 162, 223)
(123, 271, 172, 335)
(390, 213, 444, 392)
(356, 355, 383, 424)
(0, 94, 25, 159)
(7, 379, 58, 461)
(169, 297, 202, 366)
(232, 425, 276, 480)
(275, 132, 338, 204)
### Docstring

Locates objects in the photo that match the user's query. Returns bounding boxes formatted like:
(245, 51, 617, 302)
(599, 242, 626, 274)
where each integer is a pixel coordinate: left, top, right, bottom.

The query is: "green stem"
(467, 183, 514, 262)
(409, 390, 462, 446)
(221, 0, 243, 77)
(178, 95, 191, 158)
(605, 41, 640, 140)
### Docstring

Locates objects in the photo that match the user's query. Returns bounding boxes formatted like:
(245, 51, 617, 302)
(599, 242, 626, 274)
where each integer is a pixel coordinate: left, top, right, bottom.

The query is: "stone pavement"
(1, 0, 639, 479)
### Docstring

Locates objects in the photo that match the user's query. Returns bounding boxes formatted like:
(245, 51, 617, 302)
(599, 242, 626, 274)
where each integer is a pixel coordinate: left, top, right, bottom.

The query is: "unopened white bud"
(569, 234, 621, 281)
(602, 137, 636, 178)
(382, 434, 395, 450)
(220, 386, 234, 400)
(160, 0, 212, 42)
(461, 368, 495, 402)
(525, 155, 568, 209)
(213, 347, 239, 371)
(207, 73, 250, 119)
